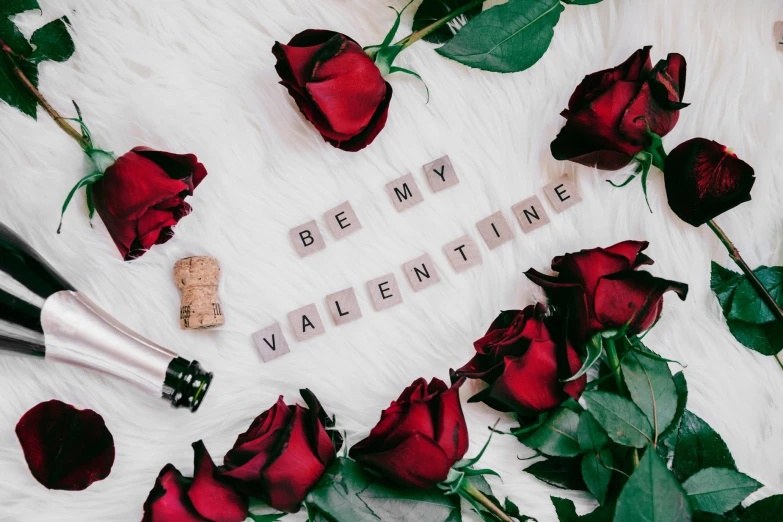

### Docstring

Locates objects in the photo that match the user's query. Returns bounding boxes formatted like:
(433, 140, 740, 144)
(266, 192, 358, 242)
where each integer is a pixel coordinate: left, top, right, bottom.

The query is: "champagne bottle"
(0, 223, 212, 412)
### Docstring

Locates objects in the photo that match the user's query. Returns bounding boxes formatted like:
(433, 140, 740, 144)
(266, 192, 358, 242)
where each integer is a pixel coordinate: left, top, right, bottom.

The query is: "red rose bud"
(551, 46, 687, 170)
(141, 441, 248, 522)
(91, 147, 207, 261)
(16, 399, 115, 491)
(219, 390, 338, 513)
(455, 305, 586, 414)
(349, 377, 469, 489)
(525, 241, 688, 342)
(664, 138, 756, 227)
(273, 30, 393, 152)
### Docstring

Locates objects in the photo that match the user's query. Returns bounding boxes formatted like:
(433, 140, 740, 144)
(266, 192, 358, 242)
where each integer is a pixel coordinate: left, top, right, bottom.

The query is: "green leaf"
(673, 411, 737, 481)
(658, 371, 688, 457)
(0, 49, 39, 117)
(520, 407, 581, 457)
(613, 449, 692, 522)
(358, 482, 459, 521)
(551, 497, 579, 522)
(524, 457, 587, 491)
(728, 266, 783, 324)
(710, 263, 783, 356)
(577, 412, 608, 452)
(683, 468, 762, 515)
(436, 0, 564, 73)
(0, 0, 40, 15)
(583, 391, 653, 448)
(412, 0, 484, 44)
(30, 17, 74, 63)
(304, 458, 380, 521)
(581, 450, 613, 505)
(740, 494, 783, 521)
(566, 334, 603, 383)
(621, 349, 678, 440)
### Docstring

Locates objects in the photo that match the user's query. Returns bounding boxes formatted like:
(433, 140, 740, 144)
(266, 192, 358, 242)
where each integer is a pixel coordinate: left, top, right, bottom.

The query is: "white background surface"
(1, 1, 783, 520)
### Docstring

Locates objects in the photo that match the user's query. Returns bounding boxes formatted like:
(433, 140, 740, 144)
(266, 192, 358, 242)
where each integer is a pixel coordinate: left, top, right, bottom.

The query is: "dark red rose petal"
(188, 441, 248, 522)
(132, 147, 208, 192)
(352, 432, 454, 489)
(567, 46, 652, 111)
(273, 30, 340, 87)
(550, 124, 636, 170)
(141, 464, 205, 522)
(664, 138, 756, 227)
(16, 400, 114, 491)
(594, 271, 688, 334)
(433, 379, 469, 460)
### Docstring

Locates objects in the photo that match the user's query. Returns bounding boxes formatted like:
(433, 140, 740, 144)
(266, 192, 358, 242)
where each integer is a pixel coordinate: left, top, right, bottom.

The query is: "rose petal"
(188, 441, 248, 522)
(272, 30, 339, 87)
(567, 46, 652, 111)
(550, 123, 636, 170)
(664, 138, 756, 226)
(433, 379, 469, 460)
(351, 432, 454, 489)
(594, 271, 688, 334)
(141, 464, 205, 522)
(131, 147, 208, 192)
(16, 400, 114, 491)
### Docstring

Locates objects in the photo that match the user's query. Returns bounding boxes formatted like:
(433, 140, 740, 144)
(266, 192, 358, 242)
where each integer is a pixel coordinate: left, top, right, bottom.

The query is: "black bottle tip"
(163, 357, 213, 412)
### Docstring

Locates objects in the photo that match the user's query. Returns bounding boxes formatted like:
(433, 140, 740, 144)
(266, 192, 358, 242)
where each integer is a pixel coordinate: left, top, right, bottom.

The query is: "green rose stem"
(0, 39, 89, 150)
(461, 482, 514, 522)
(395, 0, 486, 50)
(650, 149, 783, 371)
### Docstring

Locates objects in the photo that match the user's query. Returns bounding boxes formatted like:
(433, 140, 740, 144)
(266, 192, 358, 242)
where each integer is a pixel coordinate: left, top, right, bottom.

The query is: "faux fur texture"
(1, 0, 782, 520)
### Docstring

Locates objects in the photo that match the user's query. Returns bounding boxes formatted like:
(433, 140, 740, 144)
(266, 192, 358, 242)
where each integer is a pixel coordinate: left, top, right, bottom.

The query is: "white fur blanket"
(1, 0, 782, 520)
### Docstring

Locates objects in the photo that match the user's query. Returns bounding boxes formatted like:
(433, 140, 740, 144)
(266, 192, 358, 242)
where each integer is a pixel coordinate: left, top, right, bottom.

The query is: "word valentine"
(252, 155, 581, 363)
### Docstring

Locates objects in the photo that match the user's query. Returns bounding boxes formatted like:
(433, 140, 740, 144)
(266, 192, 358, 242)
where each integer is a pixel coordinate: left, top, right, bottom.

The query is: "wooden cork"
(174, 256, 225, 329)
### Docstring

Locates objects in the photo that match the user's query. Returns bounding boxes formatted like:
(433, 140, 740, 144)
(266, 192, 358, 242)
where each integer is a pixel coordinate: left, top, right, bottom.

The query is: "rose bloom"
(664, 138, 756, 227)
(272, 30, 392, 152)
(349, 377, 469, 489)
(219, 390, 338, 513)
(551, 46, 687, 170)
(455, 305, 586, 415)
(141, 441, 248, 522)
(92, 147, 207, 261)
(525, 241, 688, 343)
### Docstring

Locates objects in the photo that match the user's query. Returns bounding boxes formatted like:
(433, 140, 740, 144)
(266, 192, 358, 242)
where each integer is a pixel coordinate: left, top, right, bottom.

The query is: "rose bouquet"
(0, 2, 206, 260)
(550, 45, 783, 367)
(455, 240, 780, 521)
(273, 0, 608, 152)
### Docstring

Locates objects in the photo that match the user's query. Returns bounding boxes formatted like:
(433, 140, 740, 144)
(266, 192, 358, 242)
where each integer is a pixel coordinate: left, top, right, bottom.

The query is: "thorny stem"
(395, 0, 485, 50)
(462, 482, 513, 522)
(0, 38, 89, 150)
(707, 219, 783, 371)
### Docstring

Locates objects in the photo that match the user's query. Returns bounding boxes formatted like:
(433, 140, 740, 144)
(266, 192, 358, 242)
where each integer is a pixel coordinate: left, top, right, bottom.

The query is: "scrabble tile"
(403, 254, 441, 292)
(543, 174, 582, 213)
(290, 220, 326, 257)
(252, 323, 290, 363)
(326, 287, 362, 325)
(287, 304, 325, 341)
(476, 211, 515, 250)
(512, 195, 551, 233)
(443, 235, 482, 273)
(423, 155, 459, 193)
(367, 273, 403, 311)
(776, 21, 783, 51)
(386, 173, 424, 212)
(324, 201, 362, 240)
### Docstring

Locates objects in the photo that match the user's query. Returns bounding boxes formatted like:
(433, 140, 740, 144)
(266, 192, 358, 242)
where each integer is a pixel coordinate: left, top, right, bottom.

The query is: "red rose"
(15, 399, 115, 491)
(219, 390, 339, 513)
(92, 147, 207, 261)
(664, 138, 756, 227)
(141, 441, 248, 522)
(272, 30, 392, 152)
(525, 241, 688, 342)
(551, 46, 687, 170)
(455, 305, 586, 414)
(349, 377, 469, 489)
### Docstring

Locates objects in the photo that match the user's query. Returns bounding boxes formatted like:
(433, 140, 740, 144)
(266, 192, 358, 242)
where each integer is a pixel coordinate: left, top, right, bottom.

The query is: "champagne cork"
(174, 256, 225, 329)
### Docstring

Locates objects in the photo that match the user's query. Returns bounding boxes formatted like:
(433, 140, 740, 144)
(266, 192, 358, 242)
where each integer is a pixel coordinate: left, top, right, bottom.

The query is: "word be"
(255, 156, 582, 362)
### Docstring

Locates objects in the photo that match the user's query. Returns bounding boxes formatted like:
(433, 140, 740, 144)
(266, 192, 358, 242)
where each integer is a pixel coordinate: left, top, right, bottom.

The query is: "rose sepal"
(608, 126, 666, 212)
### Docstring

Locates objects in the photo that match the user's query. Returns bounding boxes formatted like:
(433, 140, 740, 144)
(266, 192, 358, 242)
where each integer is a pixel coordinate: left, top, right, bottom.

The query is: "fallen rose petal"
(16, 399, 115, 491)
